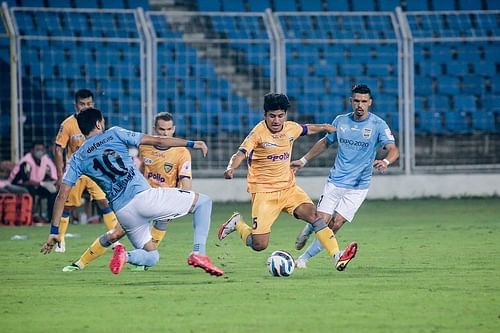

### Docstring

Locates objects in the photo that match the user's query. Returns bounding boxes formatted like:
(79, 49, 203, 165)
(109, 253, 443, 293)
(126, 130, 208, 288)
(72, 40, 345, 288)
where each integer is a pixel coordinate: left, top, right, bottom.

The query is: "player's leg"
(151, 218, 169, 247)
(85, 176, 118, 231)
(62, 226, 125, 272)
(186, 192, 223, 276)
(57, 178, 87, 252)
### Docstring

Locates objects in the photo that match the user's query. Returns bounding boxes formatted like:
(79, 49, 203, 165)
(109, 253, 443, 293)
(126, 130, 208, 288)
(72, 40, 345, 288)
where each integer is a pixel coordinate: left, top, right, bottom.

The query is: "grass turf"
(0, 198, 499, 333)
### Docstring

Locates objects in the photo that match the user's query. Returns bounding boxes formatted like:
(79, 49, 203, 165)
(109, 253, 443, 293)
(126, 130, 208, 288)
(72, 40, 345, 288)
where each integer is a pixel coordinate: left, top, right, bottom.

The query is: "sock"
(77, 234, 111, 268)
(101, 207, 118, 230)
(236, 219, 252, 246)
(151, 219, 168, 247)
(311, 218, 339, 257)
(59, 212, 70, 244)
(301, 238, 325, 260)
(191, 193, 212, 255)
(127, 249, 160, 267)
(303, 223, 314, 237)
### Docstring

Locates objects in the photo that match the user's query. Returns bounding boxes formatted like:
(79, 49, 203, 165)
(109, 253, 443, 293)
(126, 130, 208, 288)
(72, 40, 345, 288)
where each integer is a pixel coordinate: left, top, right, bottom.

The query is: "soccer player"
(41, 107, 223, 276)
(53, 89, 119, 252)
(217, 92, 357, 271)
(58, 112, 192, 273)
(291, 84, 400, 269)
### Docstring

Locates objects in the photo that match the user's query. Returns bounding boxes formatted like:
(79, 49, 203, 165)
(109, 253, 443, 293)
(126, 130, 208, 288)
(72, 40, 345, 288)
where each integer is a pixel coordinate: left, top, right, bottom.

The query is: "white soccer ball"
(267, 250, 295, 277)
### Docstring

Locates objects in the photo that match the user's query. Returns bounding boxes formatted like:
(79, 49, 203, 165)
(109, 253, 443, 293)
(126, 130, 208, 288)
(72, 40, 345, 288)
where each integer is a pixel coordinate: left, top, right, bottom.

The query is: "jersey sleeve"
(62, 155, 82, 186)
(177, 149, 192, 178)
(239, 129, 259, 156)
(54, 120, 70, 148)
(377, 120, 396, 145)
(324, 116, 339, 144)
(111, 126, 144, 147)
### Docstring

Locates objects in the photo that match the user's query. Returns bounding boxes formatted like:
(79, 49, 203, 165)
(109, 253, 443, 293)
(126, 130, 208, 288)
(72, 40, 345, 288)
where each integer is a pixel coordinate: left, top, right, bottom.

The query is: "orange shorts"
(66, 175, 106, 207)
(250, 185, 313, 235)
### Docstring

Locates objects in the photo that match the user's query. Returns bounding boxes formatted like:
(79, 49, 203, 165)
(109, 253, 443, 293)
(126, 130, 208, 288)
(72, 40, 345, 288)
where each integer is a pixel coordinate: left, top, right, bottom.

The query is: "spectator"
(8, 143, 58, 220)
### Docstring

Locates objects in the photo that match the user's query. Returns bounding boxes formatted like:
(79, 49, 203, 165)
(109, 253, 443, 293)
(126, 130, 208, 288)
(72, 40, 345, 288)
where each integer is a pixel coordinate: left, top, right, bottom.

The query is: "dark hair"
(76, 107, 103, 136)
(263, 93, 290, 112)
(154, 112, 174, 127)
(74, 89, 94, 104)
(351, 84, 372, 97)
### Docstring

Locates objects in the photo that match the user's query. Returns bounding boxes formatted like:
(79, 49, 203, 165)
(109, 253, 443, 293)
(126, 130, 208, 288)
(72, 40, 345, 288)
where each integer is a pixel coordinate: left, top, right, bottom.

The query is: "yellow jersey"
(54, 115, 85, 163)
(239, 120, 305, 193)
(139, 145, 192, 188)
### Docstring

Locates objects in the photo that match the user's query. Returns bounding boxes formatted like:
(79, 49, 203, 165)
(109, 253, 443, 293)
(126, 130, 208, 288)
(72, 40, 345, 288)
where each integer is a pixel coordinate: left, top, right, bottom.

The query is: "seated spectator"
(0, 160, 28, 194)
(8, 143, 57, 221)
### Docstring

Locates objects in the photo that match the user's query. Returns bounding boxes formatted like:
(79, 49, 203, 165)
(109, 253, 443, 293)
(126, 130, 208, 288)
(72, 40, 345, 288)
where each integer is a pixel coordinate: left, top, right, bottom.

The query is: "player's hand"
(290, 160, 306, 173)
(40, 235, 60, 254)
(224, 168, 234, 179)
(193, 141, 208, 157)
(373, 159, 389, 172)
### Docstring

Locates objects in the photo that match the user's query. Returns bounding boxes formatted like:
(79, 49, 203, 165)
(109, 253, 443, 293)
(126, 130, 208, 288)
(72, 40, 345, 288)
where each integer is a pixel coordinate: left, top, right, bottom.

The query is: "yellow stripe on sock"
(315, 227, 339, 257)
(79, 238, 108, 267)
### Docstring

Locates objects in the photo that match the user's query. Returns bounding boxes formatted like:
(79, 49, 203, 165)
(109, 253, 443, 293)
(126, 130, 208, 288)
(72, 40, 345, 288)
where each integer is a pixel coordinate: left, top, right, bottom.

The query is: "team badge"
(164, 163, 173, 173)
(362, 127, 372, 139)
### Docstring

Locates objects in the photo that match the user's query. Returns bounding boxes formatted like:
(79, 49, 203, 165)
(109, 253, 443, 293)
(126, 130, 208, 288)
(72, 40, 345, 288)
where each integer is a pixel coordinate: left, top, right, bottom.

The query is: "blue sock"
(303, 223, 314, 236)
(191, 193, 211, 255)
(127, 249, 160, 267)
(302, 238, 324, 260)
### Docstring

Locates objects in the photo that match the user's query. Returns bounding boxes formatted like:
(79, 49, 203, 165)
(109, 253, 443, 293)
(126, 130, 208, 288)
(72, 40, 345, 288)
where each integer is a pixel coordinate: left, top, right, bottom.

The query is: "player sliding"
(292, 84, 400, 269)
(217, 92, 357, 271)
(41, 107, 223, 277)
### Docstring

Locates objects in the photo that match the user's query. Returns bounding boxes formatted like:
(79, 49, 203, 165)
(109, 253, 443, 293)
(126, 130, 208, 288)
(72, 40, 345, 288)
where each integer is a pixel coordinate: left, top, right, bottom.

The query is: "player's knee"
(251, 242, 268, 251)
(106, 229, 124, 243)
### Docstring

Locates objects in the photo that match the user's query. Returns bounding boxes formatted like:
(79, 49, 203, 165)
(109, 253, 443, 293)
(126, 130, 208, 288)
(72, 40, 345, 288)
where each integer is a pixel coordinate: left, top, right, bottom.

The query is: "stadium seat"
(248, 0, 271, 11)
(222, 0, 245, 11)
(274, 0, 298, 11)
(416, 111, 446, 134)
(437, 76, 460, 95)
(352, 0, 376, 11)
(458, 0, 483, 10)
(471, 111, 495, 132)
(326, 0, 349, 11)
(461, 75, 484, 95)
(197, 0, 221, 11)
(405, 1, 429, 10)
(445, 111, 471, 133)
(21, 0, 45, 7)
(432, 0, 456, 10)
(299, 0, 322, 11)
(454, 95, 476, 112)
(379, 0, 401, 11)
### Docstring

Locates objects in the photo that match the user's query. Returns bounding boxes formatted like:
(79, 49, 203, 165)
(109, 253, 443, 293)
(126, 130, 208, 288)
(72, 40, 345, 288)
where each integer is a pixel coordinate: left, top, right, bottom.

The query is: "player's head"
(154, 112, 176, 137)
(76, 107, 104, 136)
(74, 89, 95, 113)
(350, 84, 373, 119)
(31, 143, 46, 160)
(263, 93, 290, 133)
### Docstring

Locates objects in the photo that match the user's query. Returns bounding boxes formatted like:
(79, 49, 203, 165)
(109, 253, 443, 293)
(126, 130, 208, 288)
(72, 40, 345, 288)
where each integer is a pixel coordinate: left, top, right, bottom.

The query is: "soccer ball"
(267, 250, 295, 277)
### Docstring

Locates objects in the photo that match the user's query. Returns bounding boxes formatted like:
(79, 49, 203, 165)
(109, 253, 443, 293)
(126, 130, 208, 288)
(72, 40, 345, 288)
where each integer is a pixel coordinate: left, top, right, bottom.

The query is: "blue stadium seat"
(47, 0, 72, 7)
(379, 0, 401, 11)
(459, 0, 483, 10)
(474, 61, 495, 76)
(303, 78, 325, 96)
(326, 0, 349, 11)
(437, 76, 460, 95)
(299, 0, 322, 11)
(377, 111, 399, 132)
(101, 0, 125, 8)
(446, 61, 469, 77)
(461, 75, 484, 95)
(274, 0, 298, 11)
(222, 0, 245, 11)
(444, 111, 470, 133)
(219, 113, 245, 134)
(21, 0, 45, 7)
(415, 96, 427, 112)
(416, 111, 445, 134)
(471, 111, 495, 132)
(367, 64, 391, 76)
(406, 1, 429, 10)
(454, 95, 476, 112)
(128, 0, 150, 9)
(428, 95, 450, 112)
(352, 0, 376, 11)
(172, 113, 187, 136)
(75, 0, 99, 8)
(487, 0, 500, 9)
(432, 0, 456, 10)
(197, 0, 221, 11)
(415, 76, 434, 96)
(248, 0, 271, 11)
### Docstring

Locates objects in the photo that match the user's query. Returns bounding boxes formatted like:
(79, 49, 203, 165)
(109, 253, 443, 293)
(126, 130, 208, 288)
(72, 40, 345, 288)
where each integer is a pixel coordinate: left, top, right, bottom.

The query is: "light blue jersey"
(63, 126, 149, 211)
(326, 112, 395, 189)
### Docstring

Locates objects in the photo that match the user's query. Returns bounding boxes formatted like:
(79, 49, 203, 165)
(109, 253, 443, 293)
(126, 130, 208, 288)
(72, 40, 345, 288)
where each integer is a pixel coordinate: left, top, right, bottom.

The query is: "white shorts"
(317, 182, 368, 222)
(115, 188, 195, 249)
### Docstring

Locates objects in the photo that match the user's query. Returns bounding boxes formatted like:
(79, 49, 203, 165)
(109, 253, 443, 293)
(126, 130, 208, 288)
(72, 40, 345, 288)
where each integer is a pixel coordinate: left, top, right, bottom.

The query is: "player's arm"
(140, 135, 208, 157)
(304, 123, 336, 135)
(291, 137, 329, 172)
(224, 150, 246, 179)
(374, 143, 400, 172)
(54, 144, 65, 189)
(41, 183, 72, 254)
(178, 177, 192, 190)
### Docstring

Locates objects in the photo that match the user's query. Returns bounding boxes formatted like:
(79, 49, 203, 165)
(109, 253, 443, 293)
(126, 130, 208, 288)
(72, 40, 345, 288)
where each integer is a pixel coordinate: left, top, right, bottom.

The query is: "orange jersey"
(139, 145, 192, 188)
(54, 115, 85, 163)
(239, 120, 305, 193)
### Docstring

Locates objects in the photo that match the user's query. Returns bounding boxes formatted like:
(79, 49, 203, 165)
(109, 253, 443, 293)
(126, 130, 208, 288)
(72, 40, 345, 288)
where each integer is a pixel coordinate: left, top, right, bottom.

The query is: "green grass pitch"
(1, 198, 499, 333)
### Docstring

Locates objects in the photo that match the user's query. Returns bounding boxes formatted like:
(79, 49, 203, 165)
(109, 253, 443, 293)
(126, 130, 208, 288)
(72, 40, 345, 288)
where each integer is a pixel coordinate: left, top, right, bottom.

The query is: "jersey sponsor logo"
(262, 142, 278, 148)
(362, 128, 372, 139)
(147, 172, 166, 183)
(271, 133, 287, 139)
(385, 128, 395, 140)
(86, 135, 113, 154)
(163, 163, 173, 173)
(266, 152, 290, 161)
(143, 157, 153, 165)
(339, 137, 369, 150)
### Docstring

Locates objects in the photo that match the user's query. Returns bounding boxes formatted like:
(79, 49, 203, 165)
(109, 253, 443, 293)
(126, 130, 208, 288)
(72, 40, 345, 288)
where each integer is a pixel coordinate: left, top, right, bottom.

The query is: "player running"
(41, 107, 223, 277)
(292, 84, 400, 269)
